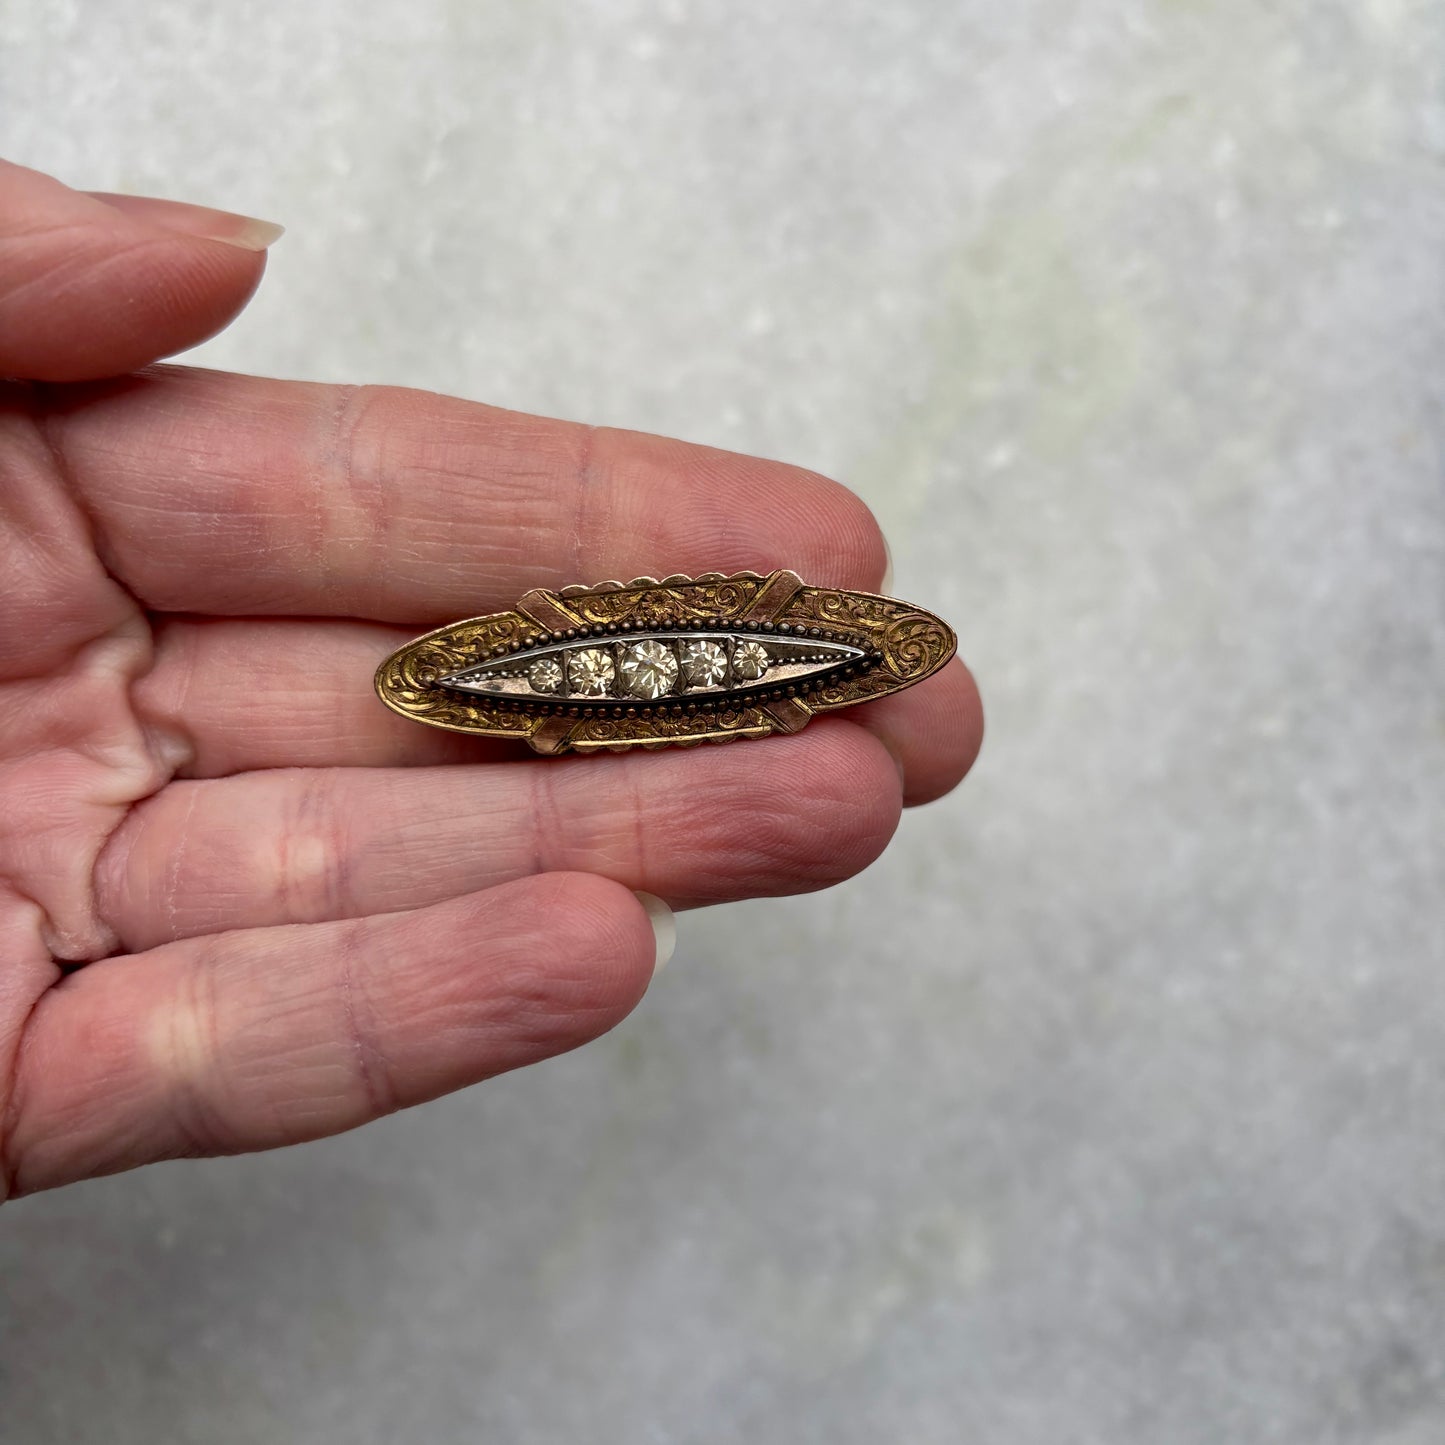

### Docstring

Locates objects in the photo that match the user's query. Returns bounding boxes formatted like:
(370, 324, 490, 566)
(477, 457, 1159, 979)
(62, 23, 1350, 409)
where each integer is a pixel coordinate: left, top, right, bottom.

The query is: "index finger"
(34, 366, 888, 623)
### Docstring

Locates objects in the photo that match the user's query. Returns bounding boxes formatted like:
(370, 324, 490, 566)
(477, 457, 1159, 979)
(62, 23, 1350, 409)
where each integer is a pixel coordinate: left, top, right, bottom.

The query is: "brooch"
(375, 569, 955, 755)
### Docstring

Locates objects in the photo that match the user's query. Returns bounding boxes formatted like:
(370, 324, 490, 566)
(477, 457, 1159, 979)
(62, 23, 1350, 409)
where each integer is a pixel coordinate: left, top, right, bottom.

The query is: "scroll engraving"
(375, 570, 955, 754)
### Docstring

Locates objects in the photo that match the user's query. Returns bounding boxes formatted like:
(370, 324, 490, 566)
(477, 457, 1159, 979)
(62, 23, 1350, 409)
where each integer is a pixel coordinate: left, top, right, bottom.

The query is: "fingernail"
(880, 534, 894, 594)
(634, 891, 677, 973)
(207, 215, 286, 252)
(87, 191, 285, 251)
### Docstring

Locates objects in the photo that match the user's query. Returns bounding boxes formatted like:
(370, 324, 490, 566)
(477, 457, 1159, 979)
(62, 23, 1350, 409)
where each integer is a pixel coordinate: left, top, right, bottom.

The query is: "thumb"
(0, 159, 282, 382)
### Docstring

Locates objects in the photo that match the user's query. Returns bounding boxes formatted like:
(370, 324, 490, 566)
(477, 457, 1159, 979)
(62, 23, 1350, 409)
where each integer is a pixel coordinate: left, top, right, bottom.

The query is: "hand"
(0, 160, 982, 1198)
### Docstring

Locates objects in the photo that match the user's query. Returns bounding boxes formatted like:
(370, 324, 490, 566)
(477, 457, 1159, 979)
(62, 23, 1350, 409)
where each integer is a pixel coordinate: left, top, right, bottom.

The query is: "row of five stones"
(528, 638, 769, 700)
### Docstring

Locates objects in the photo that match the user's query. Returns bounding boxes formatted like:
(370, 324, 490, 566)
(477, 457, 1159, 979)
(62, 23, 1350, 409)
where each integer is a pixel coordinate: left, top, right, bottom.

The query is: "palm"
(0, 162, 979, 1197)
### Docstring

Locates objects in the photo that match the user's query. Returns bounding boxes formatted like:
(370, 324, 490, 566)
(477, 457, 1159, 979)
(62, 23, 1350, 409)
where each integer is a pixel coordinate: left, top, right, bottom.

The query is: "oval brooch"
(375, 569, 956, 755)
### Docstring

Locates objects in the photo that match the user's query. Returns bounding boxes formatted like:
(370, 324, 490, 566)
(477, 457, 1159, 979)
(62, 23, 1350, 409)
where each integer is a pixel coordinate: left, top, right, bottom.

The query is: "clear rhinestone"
(527, 656, 565, 693)
(567, 647, 615, 696)
(618, 639, 679, 700)
(731, 639, 769, 681)
(680, 638, 728, 688)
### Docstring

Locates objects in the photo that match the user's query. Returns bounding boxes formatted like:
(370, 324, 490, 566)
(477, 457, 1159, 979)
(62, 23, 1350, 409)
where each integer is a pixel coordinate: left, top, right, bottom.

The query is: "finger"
(36, 366, 887, 621)
(95, 722, 903, 951)
(0, 160, 280, 382)
(3, 873, 662, 1196)
(134, 617, 980, 803)
(855, 656, 984, 807)
(135, 616, 504, 774)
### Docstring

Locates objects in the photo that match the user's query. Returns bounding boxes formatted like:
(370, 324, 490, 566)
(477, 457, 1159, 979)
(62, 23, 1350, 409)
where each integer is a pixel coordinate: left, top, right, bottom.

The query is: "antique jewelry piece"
(374, 570, 955, 755)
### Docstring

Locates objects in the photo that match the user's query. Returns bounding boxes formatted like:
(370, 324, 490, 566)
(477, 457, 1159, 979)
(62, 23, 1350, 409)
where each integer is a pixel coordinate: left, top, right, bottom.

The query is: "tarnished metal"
(374, 569, 956, 755)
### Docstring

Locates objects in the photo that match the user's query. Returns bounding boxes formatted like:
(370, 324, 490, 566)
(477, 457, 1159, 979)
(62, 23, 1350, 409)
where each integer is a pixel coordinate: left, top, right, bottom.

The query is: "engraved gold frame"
(374, 569, 956, 755)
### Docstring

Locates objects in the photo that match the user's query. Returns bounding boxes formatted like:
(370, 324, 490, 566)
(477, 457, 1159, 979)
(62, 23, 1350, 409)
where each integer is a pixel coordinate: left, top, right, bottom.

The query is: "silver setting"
(439, 629, 865, 706)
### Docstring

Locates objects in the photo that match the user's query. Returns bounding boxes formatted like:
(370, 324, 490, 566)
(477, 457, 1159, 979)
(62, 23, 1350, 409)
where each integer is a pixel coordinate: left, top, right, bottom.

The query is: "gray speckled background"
(3, 2, 1445, 1441)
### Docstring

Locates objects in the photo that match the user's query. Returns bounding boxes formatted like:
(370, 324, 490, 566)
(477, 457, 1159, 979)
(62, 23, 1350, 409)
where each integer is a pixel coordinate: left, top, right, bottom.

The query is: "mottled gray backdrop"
(3, 2, 1444, 1442)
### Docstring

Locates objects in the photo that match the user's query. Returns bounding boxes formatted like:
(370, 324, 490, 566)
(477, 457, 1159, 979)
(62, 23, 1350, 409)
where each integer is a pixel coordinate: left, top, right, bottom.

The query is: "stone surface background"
(3, 3, 1444, 1441)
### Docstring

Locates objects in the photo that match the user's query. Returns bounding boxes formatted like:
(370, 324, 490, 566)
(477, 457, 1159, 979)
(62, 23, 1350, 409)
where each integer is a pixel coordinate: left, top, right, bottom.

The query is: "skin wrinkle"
(0, 434, 99, 601)
(0, 233, 179, 317)
(570, 423, 602, 585)
(298, 766, 353, 924)
(324, 384, 528, 612)
(41, 690, 159, 960)
(369, 781, 473, 914)
(0, 399, 121, 670)
(28, 405, 143, 638)
(0, 216, 108, 247)
(345, 384, 557, 604)
(131, 614, 200, 777)
(47, 376, 283, 615)
(88, 804, 141, 949)
(527, 758, 555, 881)
(61, 623, 168, 783)
(149, 935, 270, 1162)
(627, 761, 652, 892)
(334, 913, 396, 1122)
(159, 942, 240, 1159)
(160, 786, 202, 950)
(317, 382, 367, 589)
(23, 405, 182, 958)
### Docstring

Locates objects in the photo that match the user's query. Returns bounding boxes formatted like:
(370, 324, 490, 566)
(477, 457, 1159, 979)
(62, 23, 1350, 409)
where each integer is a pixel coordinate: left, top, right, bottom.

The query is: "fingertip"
(791, 468, 889, 593)
(725, 720, 905, 893)
(822, 721, 908, 870)
(479, 871, 662, 1035)
(852, 656, 984, 807)
(0, 162, 271, 381)
(921, 657, 984, 805)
